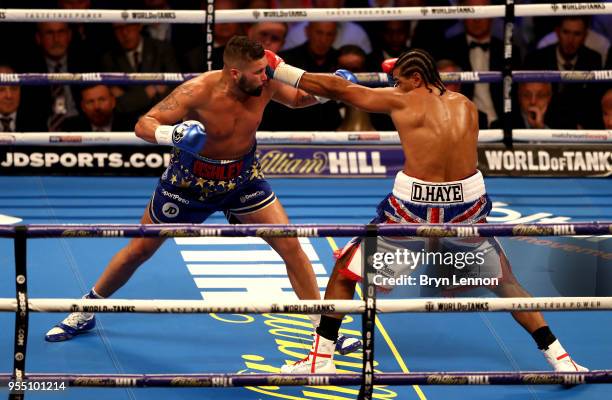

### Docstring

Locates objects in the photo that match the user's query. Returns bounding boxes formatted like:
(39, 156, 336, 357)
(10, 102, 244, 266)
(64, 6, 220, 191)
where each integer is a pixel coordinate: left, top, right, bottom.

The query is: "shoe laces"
(292, 354, 311, 366)
(64, 312, 91, 327)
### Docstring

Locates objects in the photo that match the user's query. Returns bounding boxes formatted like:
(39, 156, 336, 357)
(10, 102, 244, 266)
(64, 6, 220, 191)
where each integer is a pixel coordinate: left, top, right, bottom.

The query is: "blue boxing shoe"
(335, 334, 362, 355)
(45, 289, 100, 342)
(45, 312, 96, 342)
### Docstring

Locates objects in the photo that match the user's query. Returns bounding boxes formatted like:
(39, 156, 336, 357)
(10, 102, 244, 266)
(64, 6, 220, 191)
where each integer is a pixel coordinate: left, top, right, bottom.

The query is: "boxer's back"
(391, 88, 479, 182)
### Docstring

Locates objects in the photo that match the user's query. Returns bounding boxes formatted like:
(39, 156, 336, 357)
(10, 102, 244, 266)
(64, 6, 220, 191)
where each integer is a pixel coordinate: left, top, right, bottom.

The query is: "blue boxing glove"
(154, 120, 206, 154)
(315, 69, 359, 104)
(334, 69, 358, 84)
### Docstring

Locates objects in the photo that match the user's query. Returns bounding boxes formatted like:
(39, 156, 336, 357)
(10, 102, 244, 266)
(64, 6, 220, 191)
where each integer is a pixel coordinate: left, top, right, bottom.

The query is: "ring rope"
(5, 130, 610, 145)
(1, 71, 611, 86)
(0, 222, 609, 238)
(1, 371, 611, 387)
(1, 129, 611, 144)
(1, 3, 611, 24)
(0, 296, 610, 314)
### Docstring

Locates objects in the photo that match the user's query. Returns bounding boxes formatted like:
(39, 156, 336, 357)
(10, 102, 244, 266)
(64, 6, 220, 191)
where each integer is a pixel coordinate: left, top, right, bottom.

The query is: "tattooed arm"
(135, 80, 200, 143)
(270, 80, 320, 109)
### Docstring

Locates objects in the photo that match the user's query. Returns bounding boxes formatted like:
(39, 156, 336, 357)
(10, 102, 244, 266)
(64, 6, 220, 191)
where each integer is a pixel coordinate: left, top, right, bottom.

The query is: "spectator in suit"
(142, 0, 174, 43)
(0, 65, 46, 132)
(20, 22, 94, 131)
(537, 22, 610, 67)
(281, 22, 339, 71)
(63, 85, 133, 132)
(524, 16, 602, 129)
(367, 20, 411, 72)
(335, 45, 376, 132)
(443, 0, 509, 128)
(102, 23, 180, 125)
(515, 82, 567, 130)
(58, 0, 112, 57)
(282, 0, 372, 54)
(603, 88, 612, 130)
(362, 0, 452, 62)
(247, 22, 288, 54)
(262, 22, 342, 131)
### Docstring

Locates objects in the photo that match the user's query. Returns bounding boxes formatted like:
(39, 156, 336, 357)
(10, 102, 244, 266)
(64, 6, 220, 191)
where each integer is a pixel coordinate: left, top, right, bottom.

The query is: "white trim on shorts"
(392, 170, 486, 205)
(229, 193, 277, 215)
(148, 191, 162, 223)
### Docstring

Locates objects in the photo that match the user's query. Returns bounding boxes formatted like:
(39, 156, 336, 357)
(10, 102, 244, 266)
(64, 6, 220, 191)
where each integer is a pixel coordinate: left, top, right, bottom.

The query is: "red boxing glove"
(264, 49, 305, 87)
(264, 49, 285, 75)
(381, 58, 398, 74)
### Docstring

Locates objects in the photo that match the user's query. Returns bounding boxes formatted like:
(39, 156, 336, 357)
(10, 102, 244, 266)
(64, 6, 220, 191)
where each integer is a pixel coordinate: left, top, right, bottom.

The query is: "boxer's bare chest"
(186, 91, 268, 141)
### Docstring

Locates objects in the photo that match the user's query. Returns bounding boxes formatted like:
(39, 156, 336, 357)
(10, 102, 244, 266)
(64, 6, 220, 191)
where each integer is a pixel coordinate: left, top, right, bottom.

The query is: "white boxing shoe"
(281, 333, 336, 374)
(542, 340, 588, 372)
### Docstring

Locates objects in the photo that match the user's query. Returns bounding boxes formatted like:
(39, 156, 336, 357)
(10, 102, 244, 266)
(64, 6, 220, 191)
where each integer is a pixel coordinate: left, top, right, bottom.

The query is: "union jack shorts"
(336, 171, 509, 291)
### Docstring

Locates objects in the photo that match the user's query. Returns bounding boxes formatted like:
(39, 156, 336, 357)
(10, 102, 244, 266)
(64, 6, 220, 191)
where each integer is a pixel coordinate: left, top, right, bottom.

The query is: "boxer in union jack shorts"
(266, 47, 588, 374)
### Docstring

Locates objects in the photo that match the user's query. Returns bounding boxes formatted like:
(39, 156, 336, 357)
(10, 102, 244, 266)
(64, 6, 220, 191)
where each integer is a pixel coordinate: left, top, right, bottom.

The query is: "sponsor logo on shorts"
(411, 182, 463, 203)
(161, 189, 189, 204)
(240, 190, 265, 203)
(162, 202, 180, 218)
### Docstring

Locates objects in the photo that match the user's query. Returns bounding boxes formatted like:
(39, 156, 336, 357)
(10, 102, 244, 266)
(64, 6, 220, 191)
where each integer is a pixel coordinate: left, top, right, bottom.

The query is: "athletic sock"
(316, 315, 342, 342)
(531, 326, 557, 350)
(85, 287, 104, 299)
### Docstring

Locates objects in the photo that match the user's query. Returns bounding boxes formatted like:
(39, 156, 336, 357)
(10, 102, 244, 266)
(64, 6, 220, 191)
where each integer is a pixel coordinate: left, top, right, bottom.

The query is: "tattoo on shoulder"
(156, 92, 179, 111)
(177, 81, 196, 97)
(155, 82, 197, 112)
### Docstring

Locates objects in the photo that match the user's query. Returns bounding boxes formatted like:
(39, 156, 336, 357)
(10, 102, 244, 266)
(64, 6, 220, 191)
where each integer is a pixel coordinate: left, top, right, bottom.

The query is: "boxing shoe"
(45, 312, 96, 342)
(336, 334, 362, 355)
(542, 340, 589, 372)
(281, 333, 336, 374)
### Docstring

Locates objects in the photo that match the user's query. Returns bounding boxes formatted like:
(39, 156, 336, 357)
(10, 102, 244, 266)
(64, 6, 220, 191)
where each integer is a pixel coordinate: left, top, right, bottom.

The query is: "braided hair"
(393, 49, 446, 95)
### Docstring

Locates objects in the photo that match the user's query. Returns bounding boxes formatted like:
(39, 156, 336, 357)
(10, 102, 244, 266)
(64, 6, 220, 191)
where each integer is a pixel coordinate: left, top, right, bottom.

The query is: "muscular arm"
(270, 80, 320, 109)
(135, 80, 200, 143)
(298, 73, 400, 114)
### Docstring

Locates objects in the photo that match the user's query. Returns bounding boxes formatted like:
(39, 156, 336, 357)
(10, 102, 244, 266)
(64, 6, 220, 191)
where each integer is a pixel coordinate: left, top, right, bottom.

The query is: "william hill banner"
(0, 143, 610, 178)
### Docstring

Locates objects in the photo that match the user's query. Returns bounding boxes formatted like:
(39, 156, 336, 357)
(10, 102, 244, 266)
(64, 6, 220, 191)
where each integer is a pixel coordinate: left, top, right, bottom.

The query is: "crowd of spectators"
(0, 0, 611, 133)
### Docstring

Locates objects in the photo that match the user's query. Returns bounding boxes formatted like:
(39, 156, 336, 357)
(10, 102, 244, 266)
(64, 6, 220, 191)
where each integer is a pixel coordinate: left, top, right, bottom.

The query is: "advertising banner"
(1, 144, 610, 178)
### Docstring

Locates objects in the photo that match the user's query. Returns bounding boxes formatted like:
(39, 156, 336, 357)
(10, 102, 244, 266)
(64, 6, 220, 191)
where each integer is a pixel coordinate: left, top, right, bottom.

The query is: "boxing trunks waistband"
(392, 170, 485, 205)
(161, 146, 263, 199)
(174, 146, 257, 180)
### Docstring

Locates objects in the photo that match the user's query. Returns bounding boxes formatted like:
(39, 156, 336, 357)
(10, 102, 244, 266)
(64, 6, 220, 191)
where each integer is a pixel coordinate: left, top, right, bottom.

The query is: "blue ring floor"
(1, 176, 611, 400)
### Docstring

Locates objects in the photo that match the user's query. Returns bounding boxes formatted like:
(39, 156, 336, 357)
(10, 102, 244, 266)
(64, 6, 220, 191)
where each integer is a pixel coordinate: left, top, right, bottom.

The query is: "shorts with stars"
(148, 146, 276, 223)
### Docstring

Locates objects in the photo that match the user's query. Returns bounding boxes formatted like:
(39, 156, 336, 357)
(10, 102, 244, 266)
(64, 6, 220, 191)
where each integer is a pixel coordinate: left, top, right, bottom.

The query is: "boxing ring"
(1, 2, 612, 400)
